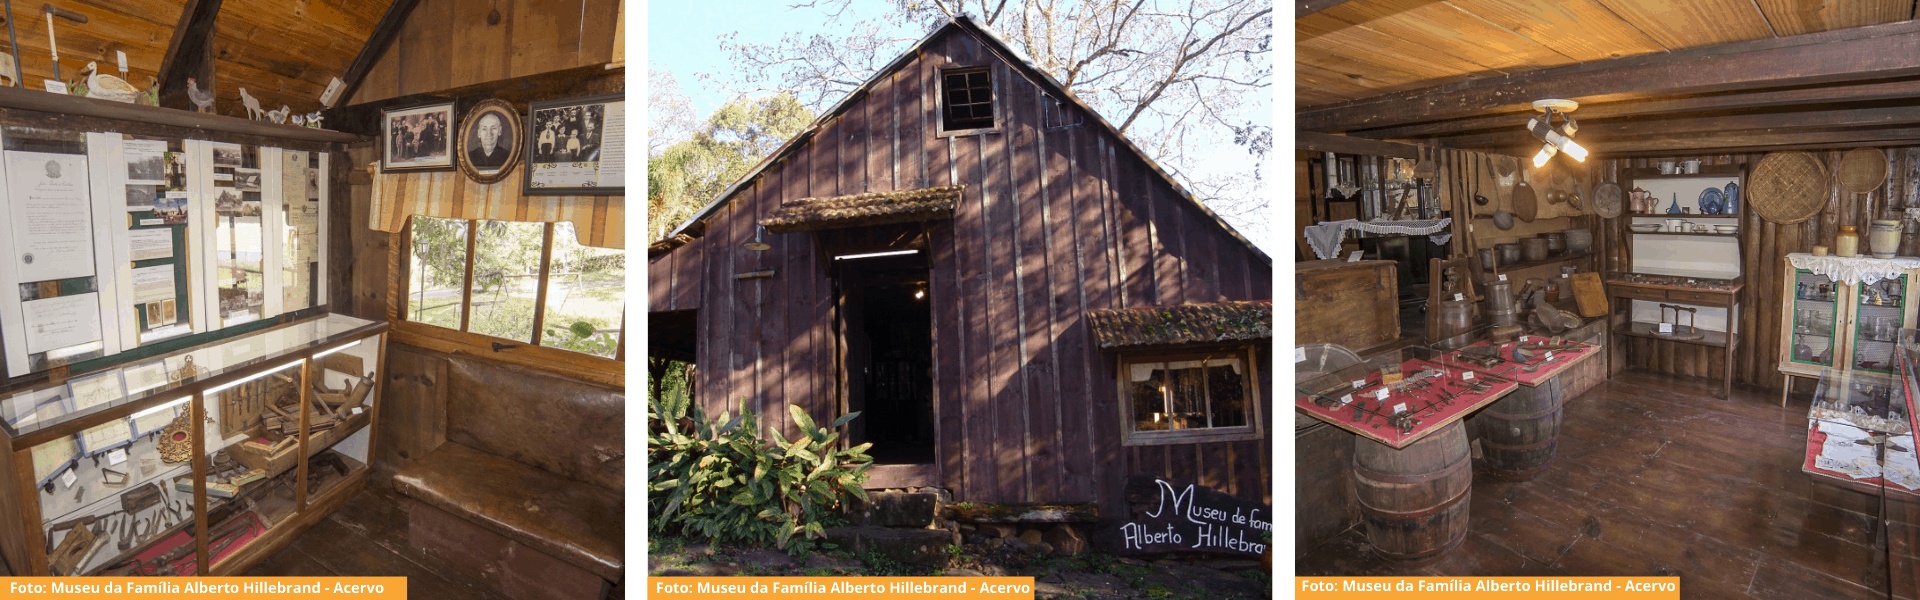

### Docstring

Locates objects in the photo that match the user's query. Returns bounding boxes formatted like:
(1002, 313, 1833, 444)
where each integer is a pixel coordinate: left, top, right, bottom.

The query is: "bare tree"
(649, 66, 700, 158)
(709, 0, 1272, 246)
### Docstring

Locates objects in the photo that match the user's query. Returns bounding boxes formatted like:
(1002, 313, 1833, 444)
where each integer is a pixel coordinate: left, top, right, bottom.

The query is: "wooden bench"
(391, 356, 624, 600)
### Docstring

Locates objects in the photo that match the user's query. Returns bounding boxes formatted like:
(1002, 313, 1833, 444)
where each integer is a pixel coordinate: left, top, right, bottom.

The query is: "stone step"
(822, 526, 957, 568)
(844, 490, 945, 528)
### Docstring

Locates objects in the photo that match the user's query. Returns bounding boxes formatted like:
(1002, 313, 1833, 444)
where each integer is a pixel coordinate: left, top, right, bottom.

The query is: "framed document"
(31, 435, 78, 488)
(78, 419, 133, 455)
(524, 94, 622, 195)
(457, 99, 522, 185)
(67, 370, 126, 412)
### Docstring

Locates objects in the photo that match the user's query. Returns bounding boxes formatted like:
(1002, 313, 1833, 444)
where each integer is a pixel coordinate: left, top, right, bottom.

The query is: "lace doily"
(1786, 253, 1920, 286)
(1304, 218, 1453, 260)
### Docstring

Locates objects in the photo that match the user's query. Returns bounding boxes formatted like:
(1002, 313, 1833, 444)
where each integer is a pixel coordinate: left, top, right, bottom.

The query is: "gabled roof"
(665, 15, 1269, 265)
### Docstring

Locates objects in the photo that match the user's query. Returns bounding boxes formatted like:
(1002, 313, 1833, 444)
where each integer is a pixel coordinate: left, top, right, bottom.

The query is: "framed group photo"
(456, 99, 522, 184)
(381, 102, 455, 172)
(525, 94, 623, 195)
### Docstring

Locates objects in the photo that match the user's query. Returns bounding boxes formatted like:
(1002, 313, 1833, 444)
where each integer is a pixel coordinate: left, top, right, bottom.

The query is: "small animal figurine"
(137, 76, 159, 106)
(291, 114, 305, 127)
(266, 105, 289, 124)
(186, 78, 215, 113)
(83, 61, 139, 103)
(305, 111, 323, 129)
(237, 87, 263, 120)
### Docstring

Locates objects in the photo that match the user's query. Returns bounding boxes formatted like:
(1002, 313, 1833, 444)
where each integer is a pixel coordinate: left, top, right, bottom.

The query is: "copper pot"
(1496, 243, 1521, 266)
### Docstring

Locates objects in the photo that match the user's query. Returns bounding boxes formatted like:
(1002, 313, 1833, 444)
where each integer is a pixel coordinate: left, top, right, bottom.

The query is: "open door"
(833, 248, 938, 486)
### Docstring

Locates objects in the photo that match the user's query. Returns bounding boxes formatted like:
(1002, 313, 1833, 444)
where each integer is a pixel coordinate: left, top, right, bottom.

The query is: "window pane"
(1128, 362, 1167, 432)
(944, 73, 968, 89)
(970, 88, 992, 105)
(540, 223, 624, 358)
(406, 217, 467, 329)
(1206, 358, 1247, 428)
(465, 220, 545, 343)
(1167, 363, 1207, 429)
(947, 88, 970, 105)
(967, 71, 989, 88)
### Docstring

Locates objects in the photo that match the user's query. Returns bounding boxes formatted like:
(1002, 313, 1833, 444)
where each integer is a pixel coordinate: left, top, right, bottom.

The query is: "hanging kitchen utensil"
(1593, 182, 1623, 218)
(1569, 163, 1589, 211)
(1839, 146, 1889, 218)
(1749, 151, 1827, 224)
(1513, 171, 1539, 223)
(1472, 152, 1491, 211)
(1495, 155, 1517, 178)
(1413, 145, 1436, 180)
(1491, 155, 1514, 229)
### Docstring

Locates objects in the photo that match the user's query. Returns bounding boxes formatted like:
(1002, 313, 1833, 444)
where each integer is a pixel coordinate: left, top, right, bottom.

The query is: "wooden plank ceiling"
(0, 0, 388, 119)
(1298, 0, 1920, 156)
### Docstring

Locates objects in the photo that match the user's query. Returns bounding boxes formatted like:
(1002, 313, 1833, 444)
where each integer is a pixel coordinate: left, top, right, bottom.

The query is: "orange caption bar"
(1297, 577, 1680, 598)
(650, 577, 1037, 599)
(2, 577, 405, 598)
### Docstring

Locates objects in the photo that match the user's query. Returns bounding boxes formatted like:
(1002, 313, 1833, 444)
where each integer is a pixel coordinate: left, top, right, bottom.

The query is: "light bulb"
(1533, 144, 1556, 168)
(1561, 139, 1589, 162)
(914, 289, 925, 299)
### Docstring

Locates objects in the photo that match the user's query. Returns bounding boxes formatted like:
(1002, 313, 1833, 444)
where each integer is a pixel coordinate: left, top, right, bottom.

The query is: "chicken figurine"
(186, 78, 215, 113)
(81, 61, 139, 103)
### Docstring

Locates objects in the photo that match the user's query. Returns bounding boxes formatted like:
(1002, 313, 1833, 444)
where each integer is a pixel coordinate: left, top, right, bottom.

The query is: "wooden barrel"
(1352, 421, 1471, 564)
(1470, 377, 1569, 481)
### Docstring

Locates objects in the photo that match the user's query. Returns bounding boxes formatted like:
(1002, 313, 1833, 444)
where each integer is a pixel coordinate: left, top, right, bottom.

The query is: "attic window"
(941, 68, 995, 132)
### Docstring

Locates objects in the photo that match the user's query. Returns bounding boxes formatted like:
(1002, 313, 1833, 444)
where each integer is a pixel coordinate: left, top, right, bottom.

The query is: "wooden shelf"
(1630, 231, 1740, 237)
(0, 84, 361, 144)
(1627, 214, 1741, 219)
(1617, 321, 1733, 348)
(1487, 251, 1593, 274)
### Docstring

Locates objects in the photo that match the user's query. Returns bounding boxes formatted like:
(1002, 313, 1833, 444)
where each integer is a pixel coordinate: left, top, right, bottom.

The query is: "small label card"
(1499, 274, 1508, 281)
(1347, 250, 1364, 262)
(1454, 293, 1464, 301)
(1352, 379, 1367, 389)
(108, 448, 127, 466)
(1375, 388, 1390, 401)
(1659, 323, 1674, 334)
(1461, 371, 1475, 381)
(1545, 351, 1555, 361)
(60, 469, 75, 488)
(1339, 394, 1352, 405)
(1393, 403, 1408, 414)
(42, 79, 66, 94)
(1296, 347, 1306, 363)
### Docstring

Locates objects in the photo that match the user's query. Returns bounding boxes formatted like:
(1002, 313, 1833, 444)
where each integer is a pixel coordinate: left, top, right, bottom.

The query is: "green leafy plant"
(649, 393, 874, 554)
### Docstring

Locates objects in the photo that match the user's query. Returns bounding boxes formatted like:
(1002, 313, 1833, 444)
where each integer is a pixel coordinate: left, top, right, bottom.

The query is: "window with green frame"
(405, 216, 624, 359)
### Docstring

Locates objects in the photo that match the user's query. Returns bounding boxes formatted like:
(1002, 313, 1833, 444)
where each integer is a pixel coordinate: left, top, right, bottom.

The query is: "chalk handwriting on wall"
(1111, 476, 1270, 557)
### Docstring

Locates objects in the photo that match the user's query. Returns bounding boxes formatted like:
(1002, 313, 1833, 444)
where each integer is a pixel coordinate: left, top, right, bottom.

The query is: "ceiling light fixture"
(1528, 99, 1587, 166)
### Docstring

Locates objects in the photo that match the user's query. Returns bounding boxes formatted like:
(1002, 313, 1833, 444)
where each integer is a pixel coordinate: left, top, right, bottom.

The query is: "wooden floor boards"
(1300, 369, 1920, 599)
(243, 479, 512, 600)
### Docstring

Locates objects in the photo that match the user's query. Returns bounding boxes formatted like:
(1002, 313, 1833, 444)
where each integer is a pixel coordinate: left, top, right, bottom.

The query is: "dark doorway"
(835, 251, 935, 465)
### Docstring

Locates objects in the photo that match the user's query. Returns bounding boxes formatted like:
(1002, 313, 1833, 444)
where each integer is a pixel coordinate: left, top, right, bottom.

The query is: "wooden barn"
(648, 16, 1274, 519)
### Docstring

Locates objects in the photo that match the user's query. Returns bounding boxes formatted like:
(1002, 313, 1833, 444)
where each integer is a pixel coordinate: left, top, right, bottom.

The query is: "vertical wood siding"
(656, 28, 1273, 513)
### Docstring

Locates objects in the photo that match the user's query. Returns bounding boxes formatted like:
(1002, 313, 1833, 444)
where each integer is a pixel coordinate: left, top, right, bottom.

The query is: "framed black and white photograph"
(381, 102, 455, 172)
(456, 98, 522, 184)
(525, 94, 623, 195)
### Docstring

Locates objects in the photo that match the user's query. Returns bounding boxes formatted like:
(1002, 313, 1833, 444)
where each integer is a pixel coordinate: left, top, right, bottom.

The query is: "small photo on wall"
(234, 168, 261, 192)
(161, 299, 176, 324)
(211, 143, 241, 167)
(124, 186, 156, 212)
(164, 151, 187, 191)
(214, 189, 242, 212)
(153, 192, 188, 225)
(145, 301, 162, 325)
(382, 102, 455, 172)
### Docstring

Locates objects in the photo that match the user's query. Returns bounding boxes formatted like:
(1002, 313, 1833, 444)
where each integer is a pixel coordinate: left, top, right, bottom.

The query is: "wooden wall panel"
(352, 0, 620, 105)
(659, 27, 1273, 511)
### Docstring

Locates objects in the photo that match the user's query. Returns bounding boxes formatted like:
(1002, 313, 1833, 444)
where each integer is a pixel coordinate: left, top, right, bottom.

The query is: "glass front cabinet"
(0, 313, 385, 576)
(1780, 260, 1920, 384)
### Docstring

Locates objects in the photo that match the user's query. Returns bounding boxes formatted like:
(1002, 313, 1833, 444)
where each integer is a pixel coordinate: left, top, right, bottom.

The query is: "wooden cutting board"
(1572, 272, 1609, 317)
(1513, 179, 1538, 222)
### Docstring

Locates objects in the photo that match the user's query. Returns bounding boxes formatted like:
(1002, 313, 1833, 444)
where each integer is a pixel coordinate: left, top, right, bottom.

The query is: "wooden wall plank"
(955, 132, 995, 502)
(1008, 67, 1059, 503)
(510, 0, 576, 78)
(980, 71, 1027, 501)
(448, 0, 513, 91)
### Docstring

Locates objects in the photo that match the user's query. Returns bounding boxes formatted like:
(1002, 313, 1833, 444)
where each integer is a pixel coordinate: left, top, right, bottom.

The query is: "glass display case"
(1803, 361, 1920, 498)
(1778, 257, 1920, 405)
(1294, 344, 1520, 449)
(0, 313, 385, 576)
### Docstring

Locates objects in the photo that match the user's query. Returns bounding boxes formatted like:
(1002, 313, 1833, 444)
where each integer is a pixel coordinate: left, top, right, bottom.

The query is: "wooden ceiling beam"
(1484, 126, 1920, 157)
(1297, 0, 1359, 19)
(1298, 19, 1920, 133)
(155, 0, 221, 111)
(1351, 78, 1920, 139)
(333, 0, 423, 112)
(1437, 105, 1920, 150)
(1295, 131, 1423, 158)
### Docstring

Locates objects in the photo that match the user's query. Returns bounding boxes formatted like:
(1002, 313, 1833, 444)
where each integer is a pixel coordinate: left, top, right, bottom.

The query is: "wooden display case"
(1296, 259, 1399, 352)
(1778, 255, 1920, 406)
(0, 313, 386, 576)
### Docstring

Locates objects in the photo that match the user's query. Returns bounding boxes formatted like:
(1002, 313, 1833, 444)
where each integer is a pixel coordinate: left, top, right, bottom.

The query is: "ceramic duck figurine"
(82, 61, 139, 103)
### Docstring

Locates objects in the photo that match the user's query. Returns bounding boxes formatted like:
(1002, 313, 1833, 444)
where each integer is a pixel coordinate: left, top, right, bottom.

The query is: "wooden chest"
(1296, 259, 1398, 351)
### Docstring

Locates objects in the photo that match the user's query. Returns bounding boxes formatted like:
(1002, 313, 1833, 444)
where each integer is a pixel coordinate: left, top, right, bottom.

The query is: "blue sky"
(645, 1, 1275, 254)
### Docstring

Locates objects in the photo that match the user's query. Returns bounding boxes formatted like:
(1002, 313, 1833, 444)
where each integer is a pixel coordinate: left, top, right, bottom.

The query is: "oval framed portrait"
(456, 98, 522, 184)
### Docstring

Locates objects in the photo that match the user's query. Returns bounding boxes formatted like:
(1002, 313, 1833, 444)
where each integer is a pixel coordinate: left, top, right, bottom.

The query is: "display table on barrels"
(1436, 337, 1603, 481)
(1295, 345, 1520, 564)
